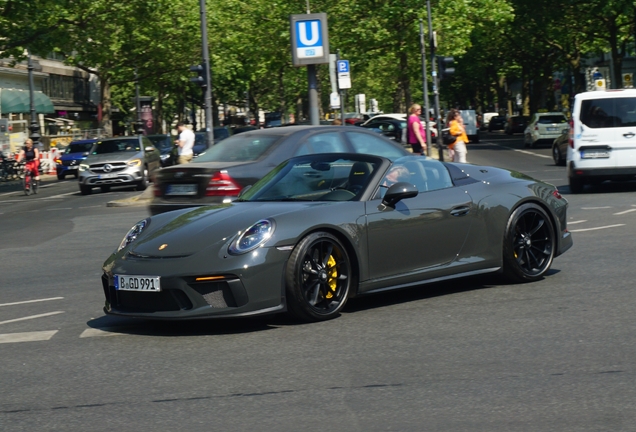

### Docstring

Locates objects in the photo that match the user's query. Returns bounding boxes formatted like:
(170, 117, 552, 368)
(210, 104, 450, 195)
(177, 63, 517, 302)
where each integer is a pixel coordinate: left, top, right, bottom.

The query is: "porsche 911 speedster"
(102, 153, 573, 322)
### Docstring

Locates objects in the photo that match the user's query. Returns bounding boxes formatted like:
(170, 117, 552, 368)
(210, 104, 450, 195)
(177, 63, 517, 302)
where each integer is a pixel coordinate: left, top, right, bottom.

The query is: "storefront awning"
(0, 88, 55, 115)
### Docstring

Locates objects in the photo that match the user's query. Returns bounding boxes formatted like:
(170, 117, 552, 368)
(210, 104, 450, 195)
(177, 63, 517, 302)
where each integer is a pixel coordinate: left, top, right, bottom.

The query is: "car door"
(365, 162, 474, 280)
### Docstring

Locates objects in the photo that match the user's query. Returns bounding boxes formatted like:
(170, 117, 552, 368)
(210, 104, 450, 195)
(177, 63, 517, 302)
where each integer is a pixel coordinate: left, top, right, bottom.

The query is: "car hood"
(60, 152, 89, 160)
(85, 152, 142, 164)
(129, 201, 330, 257)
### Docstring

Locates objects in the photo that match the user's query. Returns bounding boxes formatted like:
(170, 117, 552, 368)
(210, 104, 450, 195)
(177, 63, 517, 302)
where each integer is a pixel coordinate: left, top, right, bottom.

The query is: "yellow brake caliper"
(326, 255, 337, 299)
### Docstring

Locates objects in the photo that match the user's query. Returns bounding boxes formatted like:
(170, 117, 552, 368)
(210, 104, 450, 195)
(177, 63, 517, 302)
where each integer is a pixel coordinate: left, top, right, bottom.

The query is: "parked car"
(149, 125, 410, 215)
(567, 89, 636, 193)
(146, 134, 175, 167)
(78, 136, 161, 195)
(488, 115, 507, 131)
(360, 117, 408, 145)
(103, 152, 572, 322)
(54, 139, 96, 180)
(360, 113, 437, 141)
(524, 112, 569, 148)
(460, 110, 480, 143)
(481, 112, 499, 130)
(505, 115, 530, 135)
(552, 131, 568, 166)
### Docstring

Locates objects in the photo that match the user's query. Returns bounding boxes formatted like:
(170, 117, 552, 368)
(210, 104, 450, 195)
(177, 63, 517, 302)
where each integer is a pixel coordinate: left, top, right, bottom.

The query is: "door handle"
(623, 132, 635, 138)
(450, 206, 470, 217)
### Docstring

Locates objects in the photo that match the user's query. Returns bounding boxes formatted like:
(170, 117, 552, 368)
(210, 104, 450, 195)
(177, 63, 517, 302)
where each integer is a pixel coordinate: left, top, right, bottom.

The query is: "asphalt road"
(2, 133, 636, 431)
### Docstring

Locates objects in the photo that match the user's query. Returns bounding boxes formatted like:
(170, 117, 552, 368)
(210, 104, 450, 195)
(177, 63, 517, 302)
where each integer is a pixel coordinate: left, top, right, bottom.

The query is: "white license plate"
(581, 151, 610, 159)
(547, 127, 558, 131)
(114, 275, 161, 292)
(166, 184, 198, 196)
(100, 173, 118, 179)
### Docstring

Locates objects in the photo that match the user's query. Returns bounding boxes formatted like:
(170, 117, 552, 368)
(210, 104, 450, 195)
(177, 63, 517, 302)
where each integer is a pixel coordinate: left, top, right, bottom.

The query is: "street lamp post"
(198, 0, 214, 148)
(26, 51, 41, 146)
(134, 68, 145, 135)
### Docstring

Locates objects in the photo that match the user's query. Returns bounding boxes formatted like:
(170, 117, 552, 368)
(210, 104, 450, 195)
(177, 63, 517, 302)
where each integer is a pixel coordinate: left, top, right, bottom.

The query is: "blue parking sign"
(337, 60, 349, 73)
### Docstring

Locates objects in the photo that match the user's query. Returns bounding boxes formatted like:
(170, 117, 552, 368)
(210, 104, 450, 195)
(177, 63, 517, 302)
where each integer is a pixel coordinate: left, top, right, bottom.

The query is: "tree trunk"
(99, 76, 113, 137)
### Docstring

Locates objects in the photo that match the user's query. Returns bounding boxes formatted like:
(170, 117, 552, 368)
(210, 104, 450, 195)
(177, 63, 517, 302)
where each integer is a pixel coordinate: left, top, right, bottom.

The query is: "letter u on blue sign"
(296, 20, 323, 59)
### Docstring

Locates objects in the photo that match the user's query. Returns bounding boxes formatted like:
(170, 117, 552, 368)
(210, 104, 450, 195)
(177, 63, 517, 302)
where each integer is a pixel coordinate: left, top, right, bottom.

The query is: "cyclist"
(17, 138, 40, 183)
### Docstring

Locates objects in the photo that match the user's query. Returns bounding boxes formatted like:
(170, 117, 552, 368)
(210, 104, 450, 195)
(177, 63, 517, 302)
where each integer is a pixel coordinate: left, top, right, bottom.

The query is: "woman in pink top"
(407, 104, 427, 155)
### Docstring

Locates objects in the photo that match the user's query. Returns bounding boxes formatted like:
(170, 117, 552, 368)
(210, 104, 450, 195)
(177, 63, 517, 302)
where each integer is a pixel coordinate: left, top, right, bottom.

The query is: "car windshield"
(92, 139, 140, 154)
(65, 142, 94, 154)
(239, 155, 382, 202)
(193, 133, 281, 163)
(537, 115, 567, 124)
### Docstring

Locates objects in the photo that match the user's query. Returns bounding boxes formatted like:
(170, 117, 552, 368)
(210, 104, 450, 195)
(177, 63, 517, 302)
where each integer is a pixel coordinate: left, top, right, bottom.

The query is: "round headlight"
(118, 218, 150, 251)
(228, 219, 275, 255)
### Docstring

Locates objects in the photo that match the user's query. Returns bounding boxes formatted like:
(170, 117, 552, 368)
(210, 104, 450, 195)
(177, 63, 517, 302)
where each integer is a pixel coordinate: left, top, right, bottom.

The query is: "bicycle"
(23, 163, 38, 195)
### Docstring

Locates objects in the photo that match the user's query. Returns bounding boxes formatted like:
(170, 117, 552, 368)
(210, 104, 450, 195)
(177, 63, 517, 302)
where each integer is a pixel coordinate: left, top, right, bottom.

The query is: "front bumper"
(79, 168, 143, 187)
(567, 162, 636, 179)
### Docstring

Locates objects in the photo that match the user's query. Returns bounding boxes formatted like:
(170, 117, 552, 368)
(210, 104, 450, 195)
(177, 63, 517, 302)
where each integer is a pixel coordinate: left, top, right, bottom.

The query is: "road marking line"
(0, 311, 65, 325)
(581, 206, 612, 210)
(491, 144, 552, 159)
(568, 220, 587, 225)
(0, 297, 64, 307)
(80, 327, 126, 338)
(42, 192, 77, 199)
(78, 205, 102, 209)
(569, 224, 625, 233)
(46, 207, 72, 211)
(614, 209, 636, 215)
(0, 330, 58, 344)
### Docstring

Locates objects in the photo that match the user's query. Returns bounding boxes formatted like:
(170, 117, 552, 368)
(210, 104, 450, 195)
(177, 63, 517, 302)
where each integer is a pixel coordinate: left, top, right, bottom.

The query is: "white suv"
(567, 89, 636, 193)
(524, 112, 569, 148)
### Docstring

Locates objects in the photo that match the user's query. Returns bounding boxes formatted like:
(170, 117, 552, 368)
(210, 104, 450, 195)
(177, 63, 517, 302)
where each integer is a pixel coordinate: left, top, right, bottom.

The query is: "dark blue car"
(55, 139, 97, 180)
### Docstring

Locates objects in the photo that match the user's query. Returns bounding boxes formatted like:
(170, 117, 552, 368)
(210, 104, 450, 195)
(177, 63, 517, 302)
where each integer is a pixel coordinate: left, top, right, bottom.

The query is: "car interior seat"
(403, 161, 428, 192)
(347, 161, 373, 194)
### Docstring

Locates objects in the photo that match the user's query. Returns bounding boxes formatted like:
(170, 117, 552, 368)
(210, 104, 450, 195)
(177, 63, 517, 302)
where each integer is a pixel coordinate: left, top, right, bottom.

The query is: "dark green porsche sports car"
(102, 153, 573, 322)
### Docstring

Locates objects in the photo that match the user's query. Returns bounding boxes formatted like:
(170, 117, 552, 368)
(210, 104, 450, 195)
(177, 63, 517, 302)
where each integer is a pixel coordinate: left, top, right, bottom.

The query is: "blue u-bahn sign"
(290, 13, 330, 67)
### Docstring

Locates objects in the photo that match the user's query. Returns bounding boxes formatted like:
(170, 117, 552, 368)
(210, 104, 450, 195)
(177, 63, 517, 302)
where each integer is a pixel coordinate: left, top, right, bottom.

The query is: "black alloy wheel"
(503, 203, 556, 282)
(285, 232, 353, 322)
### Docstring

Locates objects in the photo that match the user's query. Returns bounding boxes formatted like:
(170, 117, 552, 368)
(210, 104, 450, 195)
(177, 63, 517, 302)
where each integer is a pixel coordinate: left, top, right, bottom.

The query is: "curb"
(106, 187, 153, 207)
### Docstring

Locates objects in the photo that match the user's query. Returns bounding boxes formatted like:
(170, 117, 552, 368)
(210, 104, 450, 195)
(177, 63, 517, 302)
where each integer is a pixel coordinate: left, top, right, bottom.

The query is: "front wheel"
(79, 184, 92, 195)
(23, 175, 31, 196)
(136, 168, 148, 191)
(57, 172, 65, 180)
(285, 232, 353, 322)
(502, 203, 556, 283)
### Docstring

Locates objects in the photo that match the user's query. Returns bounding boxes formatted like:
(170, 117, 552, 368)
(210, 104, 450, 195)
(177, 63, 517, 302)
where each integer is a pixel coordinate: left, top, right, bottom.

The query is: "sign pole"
(427, 0, 444, 161)
(419, 19, 431, 157)
(308, 65, 319, 125)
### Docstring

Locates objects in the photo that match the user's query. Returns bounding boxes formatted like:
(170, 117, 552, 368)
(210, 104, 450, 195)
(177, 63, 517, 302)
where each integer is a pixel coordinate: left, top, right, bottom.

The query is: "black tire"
(285, 232, 353, 322)
(524, 134, 530, 147)
(552, 144, 564, 166)
(57, 172, 65, 180)
(136, 168, 148, 191)
(503, 203, 556, 283)
(80, 184, 92, 195)
(100, 185, 111, 193)
(74, 172, 79, 179)
(568, 176, 584, 194)
(32, 179, 38, 194)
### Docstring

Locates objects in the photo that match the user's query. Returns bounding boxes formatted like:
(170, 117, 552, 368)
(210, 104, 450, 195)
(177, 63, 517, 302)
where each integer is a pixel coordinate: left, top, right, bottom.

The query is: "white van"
(460, 110, 480, 143)
(568, 89, 636, 193)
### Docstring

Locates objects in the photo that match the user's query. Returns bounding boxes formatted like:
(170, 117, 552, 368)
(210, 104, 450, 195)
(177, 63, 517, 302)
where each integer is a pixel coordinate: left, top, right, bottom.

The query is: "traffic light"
(437, 56, 455, 80)
(189, 63, 207, 87)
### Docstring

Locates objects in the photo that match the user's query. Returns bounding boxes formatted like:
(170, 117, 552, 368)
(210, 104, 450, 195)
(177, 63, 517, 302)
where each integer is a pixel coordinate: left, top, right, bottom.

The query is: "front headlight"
(128, 159, 142, 167)
(228, 219, 275, 255)
(79, 163, 89, 171)
(160, 154, 170, 161)
(118, 218, 150, 251)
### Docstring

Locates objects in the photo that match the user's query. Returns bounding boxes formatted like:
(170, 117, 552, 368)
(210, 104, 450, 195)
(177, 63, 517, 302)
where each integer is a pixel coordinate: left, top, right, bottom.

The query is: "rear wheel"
(285, 232, 353, 322)
(32, 178, 38, 194)
(568, 176, 584, 194)
(552, 144, 564, 166)
(80, 184, 92, 195)
(503, 203, 555, 282)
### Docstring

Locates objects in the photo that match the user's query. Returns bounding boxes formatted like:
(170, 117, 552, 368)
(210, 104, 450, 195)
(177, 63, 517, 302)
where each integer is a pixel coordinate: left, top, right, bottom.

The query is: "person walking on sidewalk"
(175, 122, 195, 164)
(407, 104, 427, 155)
(447, 109, 469, 163)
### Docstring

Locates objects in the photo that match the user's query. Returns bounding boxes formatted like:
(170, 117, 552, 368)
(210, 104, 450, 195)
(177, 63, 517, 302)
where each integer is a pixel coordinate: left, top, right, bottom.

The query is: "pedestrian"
(175, 122, 195, 164)
(447, 109, 469, 163)
(407, 104, 427, 155)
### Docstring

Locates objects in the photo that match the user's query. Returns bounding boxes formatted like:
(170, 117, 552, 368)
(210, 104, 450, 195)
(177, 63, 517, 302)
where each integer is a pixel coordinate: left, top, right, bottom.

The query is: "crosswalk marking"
(0, 297, 64, 307)
(0, 330, 58, 344)
(0, 311, 65, 325)
(80, 327, 126, 338)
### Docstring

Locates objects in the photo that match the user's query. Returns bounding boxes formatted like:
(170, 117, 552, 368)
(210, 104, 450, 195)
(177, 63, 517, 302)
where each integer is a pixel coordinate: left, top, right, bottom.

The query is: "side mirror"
(145, 146, 156, 152)
(382, 182, 418, 207)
